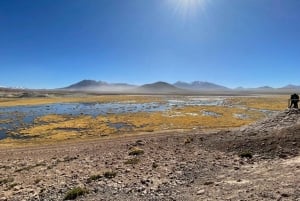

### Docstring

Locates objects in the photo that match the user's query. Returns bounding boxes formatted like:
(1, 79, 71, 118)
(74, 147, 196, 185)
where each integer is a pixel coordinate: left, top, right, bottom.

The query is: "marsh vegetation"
(0, 95, 287, 147)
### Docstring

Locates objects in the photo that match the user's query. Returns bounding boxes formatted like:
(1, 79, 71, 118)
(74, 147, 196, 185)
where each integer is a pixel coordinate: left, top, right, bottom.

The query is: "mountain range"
(174, 81, 230, 91)
(62, 80, 300, 93)
(65, 80, 136, 92)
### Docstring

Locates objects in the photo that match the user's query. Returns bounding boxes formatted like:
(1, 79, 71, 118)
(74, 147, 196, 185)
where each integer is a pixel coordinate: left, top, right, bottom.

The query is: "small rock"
(141, 179, 147, 185)
(197, 189, 205, 195)
(135, 140, 145, 146)
(281, 193, 289, 197)
(204, 181, 214, 185)
(13, 186, 21, 191)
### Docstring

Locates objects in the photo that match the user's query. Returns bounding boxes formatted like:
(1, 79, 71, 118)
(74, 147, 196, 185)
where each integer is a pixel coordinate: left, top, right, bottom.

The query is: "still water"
(0, 97, 225, 139)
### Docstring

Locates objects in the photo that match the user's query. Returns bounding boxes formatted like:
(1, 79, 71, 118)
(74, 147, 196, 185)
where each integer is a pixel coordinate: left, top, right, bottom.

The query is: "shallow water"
(0, 97, 226, 140)
(0, 102, 167, 139)
(167, 97, 224, 107)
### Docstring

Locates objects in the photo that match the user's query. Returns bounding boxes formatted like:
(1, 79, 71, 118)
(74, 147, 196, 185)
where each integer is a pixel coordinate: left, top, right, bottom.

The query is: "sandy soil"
(0, 110, 299, 201)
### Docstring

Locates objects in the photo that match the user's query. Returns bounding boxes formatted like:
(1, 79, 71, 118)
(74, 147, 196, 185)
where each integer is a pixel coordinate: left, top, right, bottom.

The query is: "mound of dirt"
(204, 109, 300, 159)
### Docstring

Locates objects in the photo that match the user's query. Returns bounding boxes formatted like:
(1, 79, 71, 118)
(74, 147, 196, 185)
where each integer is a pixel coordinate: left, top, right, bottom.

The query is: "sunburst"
(167, 0, 208, 18)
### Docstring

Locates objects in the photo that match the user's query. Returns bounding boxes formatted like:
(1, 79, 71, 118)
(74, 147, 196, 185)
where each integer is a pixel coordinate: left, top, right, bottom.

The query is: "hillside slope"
(204, 108, 300, 158)
(136, 81, 188, 94)
(174, 81, 230, 91)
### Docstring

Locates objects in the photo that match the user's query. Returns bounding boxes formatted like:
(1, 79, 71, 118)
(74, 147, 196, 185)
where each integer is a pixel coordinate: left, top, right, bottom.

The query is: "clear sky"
(1, 0, 300, 89)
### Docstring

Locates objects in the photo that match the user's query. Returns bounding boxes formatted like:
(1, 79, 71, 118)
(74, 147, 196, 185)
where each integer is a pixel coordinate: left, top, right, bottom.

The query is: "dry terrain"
(0, 108, 299, 201)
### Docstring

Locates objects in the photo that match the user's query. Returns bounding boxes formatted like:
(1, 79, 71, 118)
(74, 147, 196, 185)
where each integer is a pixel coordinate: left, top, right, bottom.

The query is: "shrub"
(34, 178, 42, 184)
(87, 174, 102, 183)
(184, 137, 193, 144)
(239, 152, 253, 159)
(129, 147, 144, 156)
(152, 162, 158, 169)
(64, 187, 88, 200)
(0, 177, 14, 185)
(124, 158, 140, 165)
(103, 171, 117, 179)
(7, 183, 18, 190)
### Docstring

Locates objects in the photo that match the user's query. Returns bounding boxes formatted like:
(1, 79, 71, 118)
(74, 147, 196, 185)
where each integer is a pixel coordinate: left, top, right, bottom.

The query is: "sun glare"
(167, 0, 208, 18)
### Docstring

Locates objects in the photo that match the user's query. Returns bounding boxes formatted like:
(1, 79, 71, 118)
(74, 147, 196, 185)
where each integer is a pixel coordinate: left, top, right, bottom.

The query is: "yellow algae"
(0, 95, 288, 146)
(15, 103, 266, 142)
(0, 119, 13, 124)
(18, 114, 116, 139)
(34, 114, 69, 123)
(45, 131, 79, 140)
(104, 105, 264, 133)
(0, 95, 165, 107)
(0, 137, 48, 148)
(227, 96, 287, 111)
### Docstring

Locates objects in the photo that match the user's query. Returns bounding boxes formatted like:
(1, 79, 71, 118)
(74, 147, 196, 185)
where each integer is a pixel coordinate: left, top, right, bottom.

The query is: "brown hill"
(135, 81, 188, 94)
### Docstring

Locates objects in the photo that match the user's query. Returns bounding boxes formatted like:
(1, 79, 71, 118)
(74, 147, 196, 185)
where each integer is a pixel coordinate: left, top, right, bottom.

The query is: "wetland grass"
(0, 95, 287, 147)
(64, 187, 88, 200)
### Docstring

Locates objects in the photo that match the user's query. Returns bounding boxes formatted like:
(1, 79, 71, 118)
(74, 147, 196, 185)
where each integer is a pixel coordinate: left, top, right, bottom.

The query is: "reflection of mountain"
(64, 80, 136, 92)
(174, 81, 229, 91)
(136, 82, 187, 94)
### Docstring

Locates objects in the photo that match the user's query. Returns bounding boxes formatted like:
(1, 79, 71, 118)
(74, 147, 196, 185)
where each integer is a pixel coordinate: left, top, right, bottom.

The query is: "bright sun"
(167, 0, 207, 18)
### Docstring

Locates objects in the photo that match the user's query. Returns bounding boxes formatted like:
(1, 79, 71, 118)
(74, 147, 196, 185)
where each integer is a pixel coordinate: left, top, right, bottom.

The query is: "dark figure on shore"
(289, 93, 299, 108)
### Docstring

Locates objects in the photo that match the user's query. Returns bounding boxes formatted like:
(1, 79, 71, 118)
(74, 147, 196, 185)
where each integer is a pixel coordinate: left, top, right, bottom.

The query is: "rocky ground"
(0, 109, 299, 201)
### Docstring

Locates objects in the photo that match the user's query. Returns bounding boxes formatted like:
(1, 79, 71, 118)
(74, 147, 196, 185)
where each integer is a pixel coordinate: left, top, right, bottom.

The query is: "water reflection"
(0, 97, 226, 139)
(0, 102, 166, 139)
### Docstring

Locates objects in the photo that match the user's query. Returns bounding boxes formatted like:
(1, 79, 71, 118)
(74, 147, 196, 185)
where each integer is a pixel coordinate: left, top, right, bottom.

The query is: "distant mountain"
(256, 86, 275, 91)
(248, 86, 275, 91)
(61, 80, 300, 94)
(257, 86, 273, 89)
(174, 81, 230, 91)
(238, 85, 300, 91)
(280, 85, 300, 90)
(234, 86, 275, 91)
(64, 80, 136, 92)
(234, 86, 245, 90)
(136, 81, 187, 94)
(66, 80, 100, 89)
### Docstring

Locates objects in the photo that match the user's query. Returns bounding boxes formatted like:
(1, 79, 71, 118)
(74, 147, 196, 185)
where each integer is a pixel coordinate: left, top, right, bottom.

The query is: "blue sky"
(1, 0, 300, 89)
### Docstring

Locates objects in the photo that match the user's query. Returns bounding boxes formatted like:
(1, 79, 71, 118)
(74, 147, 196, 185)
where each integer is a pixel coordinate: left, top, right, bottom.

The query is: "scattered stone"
(203, 181, 214, 185)
(281, 193, 289, 197)
(197, 189, 205, 195)
(135, 140, 145, 146)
